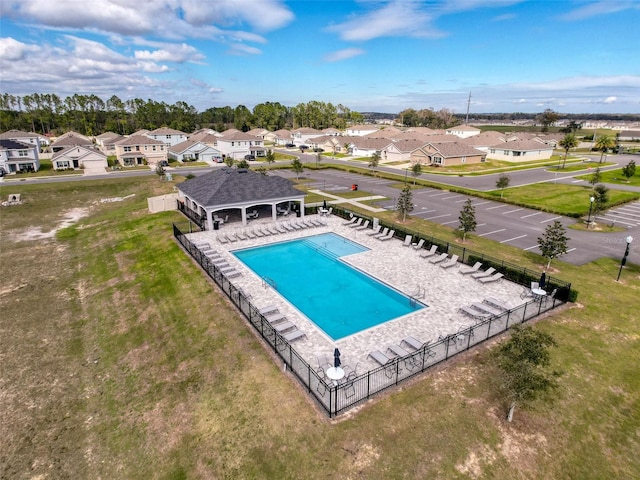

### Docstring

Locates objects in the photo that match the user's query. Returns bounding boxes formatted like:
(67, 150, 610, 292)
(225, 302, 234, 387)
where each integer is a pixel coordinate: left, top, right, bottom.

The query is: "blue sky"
(1, 0, 639, 114)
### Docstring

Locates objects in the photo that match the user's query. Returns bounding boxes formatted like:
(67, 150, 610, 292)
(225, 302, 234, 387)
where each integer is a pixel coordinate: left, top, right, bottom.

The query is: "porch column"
(299, 199, 306, 218)
(241, 208, 248, 226)
(271, 204, 277, 222)
(205, 208, 213, 231)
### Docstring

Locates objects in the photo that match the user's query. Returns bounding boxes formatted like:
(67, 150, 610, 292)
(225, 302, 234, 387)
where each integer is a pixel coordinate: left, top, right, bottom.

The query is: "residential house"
(0, 129, 49, 151)
(0, 139, 40, 173)
(487, 139, 554, 162)
(460, 131, 506, 152)
(445, 124, 481, 138)
(52, 145, 107, 172)
(305, 135, 343, 154)
(270, 129, 292, 145)
(411, 141, 486, 166)
(95, 132, 125, 154)
(381, 139, 427, 163)
(51, 132, 93, 152)
(187, 131, 219, 147)
(114, 135, 167, 166)
(344, 124, 380, 136)
(146, 127, 188, 148)
(618, 130, 640, 141)
(321, 127, 341, 136)
(169, 139, 223, 164)
(291, 127, 323, 146)
(215, 130, 265, 159)
(246, 128, 270, 140)
(347, 137, 394, 158)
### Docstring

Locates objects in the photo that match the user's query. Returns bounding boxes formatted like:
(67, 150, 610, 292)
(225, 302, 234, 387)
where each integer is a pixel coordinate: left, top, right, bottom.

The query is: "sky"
(1, 0, 639, 115)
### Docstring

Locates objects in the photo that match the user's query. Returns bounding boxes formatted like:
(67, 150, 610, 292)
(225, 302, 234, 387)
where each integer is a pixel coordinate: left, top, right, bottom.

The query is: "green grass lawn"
(576, 168, 640, 187)
(1, 176, 639, 479)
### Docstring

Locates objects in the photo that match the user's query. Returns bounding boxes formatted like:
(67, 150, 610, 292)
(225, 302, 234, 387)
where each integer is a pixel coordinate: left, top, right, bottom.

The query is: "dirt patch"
(10, 207, 90, 241)
(455, 445, 497, 478)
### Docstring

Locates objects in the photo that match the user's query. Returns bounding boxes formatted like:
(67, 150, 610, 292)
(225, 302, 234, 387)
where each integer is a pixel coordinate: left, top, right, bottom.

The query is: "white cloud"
(227, 43, 262, 55)
(0, 37, 40, 61)
(602, 96, 617, 104)
(134, 43, 205, 63)
(558, 0, 639, 21)
(323, 48, 365, 62)
(327, 1, 444, 41)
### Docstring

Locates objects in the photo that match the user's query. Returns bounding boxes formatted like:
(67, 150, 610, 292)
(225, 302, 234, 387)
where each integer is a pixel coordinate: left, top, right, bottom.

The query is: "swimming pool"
(233, 232, 425, 340)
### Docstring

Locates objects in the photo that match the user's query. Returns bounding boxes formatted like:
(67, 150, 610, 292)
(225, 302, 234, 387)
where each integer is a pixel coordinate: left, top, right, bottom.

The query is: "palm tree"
(594, 134, 616, 163)
(558, 134, 578, 169)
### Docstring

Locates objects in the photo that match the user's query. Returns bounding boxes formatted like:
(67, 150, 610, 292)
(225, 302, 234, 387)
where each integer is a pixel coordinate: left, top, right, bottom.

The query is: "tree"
(411, 162, 422, 185)
(224, 156, 234, 168)
(621, 159, 636, 180)
(155, 163, 165, 177)
(535, 108, 559, 133)
(368, 152, 380, 176)
(236, 159, 250, 169)
(592, 184, 609, 216)
(396, 185, 414, 222)
(496, 173, 510, 198)
(265, 148, 275, 166)
(291, 158, 304, 179)
(589, 166, 602, 188)
(537, 220, 569, 270)
(493, 325, 561, 422)
(595, 134, 616, 163)
(558, 134, 578, 169)
(458, 199, 477, 242)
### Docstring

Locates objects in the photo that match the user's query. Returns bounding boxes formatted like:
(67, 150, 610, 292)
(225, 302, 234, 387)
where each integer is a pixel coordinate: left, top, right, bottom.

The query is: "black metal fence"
(310, 205, 574, 302)
(177, 200, 206, 230)
(173, 222, 569, 417)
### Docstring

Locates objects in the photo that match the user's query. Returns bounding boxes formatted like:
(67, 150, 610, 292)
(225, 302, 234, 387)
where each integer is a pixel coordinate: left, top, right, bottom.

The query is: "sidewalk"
(308, 189, 387, 213)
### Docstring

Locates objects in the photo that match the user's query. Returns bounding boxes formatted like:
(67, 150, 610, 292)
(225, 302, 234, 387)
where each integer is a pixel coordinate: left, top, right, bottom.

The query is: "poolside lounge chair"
(429, 252, 448, 264)
(236, 230, 247, 240)
(256, 226, 270, 236)
(459, 262, 482, 275)
(440, 254, 459, 269)
(483, 297, 509, 311)
(222, 269, 242, 278)
(402, 234, 413, 247)
(378, 229, 395, 241)
(252, 227, 264, 237)
(368, 350, 393, 366)
(419, 244, 438, 258)
(283, 329, 306, 342)
(216, 234, 229, 244)
(275, 223, 288, 233)
(343, 216, 358, 226)
(317, 354, 332, 369)
(225, 232, 238, 242)
(288, 221, 302, 230)
(373, 227, 389, 239)
(477, 272, 504, 284)
(458, 305, 491, 321)
(264, 313, 286, 324)
(412, 239, 425, 250)
(367, 225, 382, 236)
(349, 218, 363, 228)
(471, 267, 496, 279)
(387, 345, 421, 370)
(210, 257, 229, 266)
(245, 229, 256, 239)
(273, 320, 296, 333)
(247, 210, 259, 219)
(258, 305, 278, 316)
(354, 220, 370, 231)
(400, 336, 427, 351)
(470, 302, 502, 316)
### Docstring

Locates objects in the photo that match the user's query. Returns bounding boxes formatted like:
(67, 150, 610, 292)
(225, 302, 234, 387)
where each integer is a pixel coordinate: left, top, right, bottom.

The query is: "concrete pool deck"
(186, 214, 525, 372)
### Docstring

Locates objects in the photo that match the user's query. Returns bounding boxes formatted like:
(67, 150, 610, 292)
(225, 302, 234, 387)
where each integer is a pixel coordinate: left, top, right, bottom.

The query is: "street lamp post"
(616, 235, 633, 281)
(587, 196, 595, 228)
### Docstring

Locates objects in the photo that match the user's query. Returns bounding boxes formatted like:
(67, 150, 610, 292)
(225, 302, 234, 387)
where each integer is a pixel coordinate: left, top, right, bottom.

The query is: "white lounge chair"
(459, 262, 482, 275)
(343, 216, 358, 226)
(354, 220, 370, 231)
(373, 227, 389, 239)
(247, 210, 259, 219)
(217, 234, 229, 244)
(419, 245, 438, 258)
(402, 234, 412, 247)
(349, 218, 364, 228)
(477, 272, 504, 284)
(429, 252, 448, 264)
(471, 267, 496, 279)
(440, 254, 459, 269)
(379, 229, 395, 241)
(412, 239, 425, 250)
(367, 225, 382, 236)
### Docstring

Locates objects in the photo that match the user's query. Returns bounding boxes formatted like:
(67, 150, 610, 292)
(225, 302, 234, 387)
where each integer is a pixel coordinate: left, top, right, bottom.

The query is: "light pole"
(587, 196, 595, 228)
(616, 235, 633, 281)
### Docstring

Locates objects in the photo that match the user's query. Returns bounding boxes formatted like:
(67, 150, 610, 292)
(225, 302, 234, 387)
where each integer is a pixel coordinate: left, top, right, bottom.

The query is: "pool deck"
(186, 214, 524, 372)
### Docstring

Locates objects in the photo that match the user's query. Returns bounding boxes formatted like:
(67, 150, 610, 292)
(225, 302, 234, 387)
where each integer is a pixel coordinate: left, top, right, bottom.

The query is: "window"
(124, 146, 132, 152)
(461, 156, 467, 163)
(432, 156, 443, 165)
(152, 145, 156, 151)
(18, 150, 28, 157)
(490, 149, 496, 154)
(136, 145, 140, 151)
(57, 161, 70, 169)
(513, 151, 522, 156)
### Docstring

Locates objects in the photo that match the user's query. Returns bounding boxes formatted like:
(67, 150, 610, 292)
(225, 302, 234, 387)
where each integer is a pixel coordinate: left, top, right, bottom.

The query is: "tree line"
(0, 93, 365, 137)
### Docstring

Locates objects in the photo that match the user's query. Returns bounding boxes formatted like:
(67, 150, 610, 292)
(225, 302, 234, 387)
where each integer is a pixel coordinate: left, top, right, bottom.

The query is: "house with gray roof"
(411, 141, 486, 166)
(270, 129, 292, 145)
(446, 124, 481, 138)
(487, 139, 553, 162)
(215, 131, 266, 159)
(0, 129, 49, 150)
(291, 127, 323, 146)
(52, 145, 107, 173)
(169, 139, 223, 164)
(0, 139, 40, 173)
(146, 127, 188, 147)
(114, 135, 167, 166)
(51, 132, 94, 152)
(177, 168, 306, 229)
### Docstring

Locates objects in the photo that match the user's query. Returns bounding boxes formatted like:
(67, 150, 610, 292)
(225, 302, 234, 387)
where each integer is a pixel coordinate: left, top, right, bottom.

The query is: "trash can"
(213, 220, 220, 230)
(296, 210, 301, 217)
(354, 184, 358, 191)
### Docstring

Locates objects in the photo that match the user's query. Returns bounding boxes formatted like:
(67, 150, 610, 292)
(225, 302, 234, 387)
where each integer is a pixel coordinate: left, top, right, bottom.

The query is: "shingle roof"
(149, 127, 187, 135)
(116, 135, 165, 146)
(426, 141, 485, 157)
(217, 131, 259, 141)
(0, 129, 38, 139)
(491, 139, 554, 151)
(51, 134, 93, 147)
(0, 139, 33, 149)
(178, 168, 304, 207)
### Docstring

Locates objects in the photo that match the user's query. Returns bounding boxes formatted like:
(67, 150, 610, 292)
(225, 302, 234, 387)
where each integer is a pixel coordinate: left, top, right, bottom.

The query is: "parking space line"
(541, 216, 562, 223)
(455, 198, 470, 203)
(441, 220, 459, 225)
(521, 212, 542, 219)
(478, 228, 506, 237)
(477, 223, 487, 227)
(441, 195, 462, 200)
(503, 208, 524, 214)
(473, 201, 491, 206)
(424, 214, 452, 220)
(428, 192, 452, 197)
(486, 205, 508, 210)
(500, 234, 528, 244)
(571, 179, 584, 183)
(597, 215, 637, 227)
(566, 248, 577, 253)
(524, 244, 540, 251)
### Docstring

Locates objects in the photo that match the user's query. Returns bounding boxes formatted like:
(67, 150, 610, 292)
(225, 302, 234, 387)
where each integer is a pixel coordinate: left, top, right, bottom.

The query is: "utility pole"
(465, 92, 471, 125)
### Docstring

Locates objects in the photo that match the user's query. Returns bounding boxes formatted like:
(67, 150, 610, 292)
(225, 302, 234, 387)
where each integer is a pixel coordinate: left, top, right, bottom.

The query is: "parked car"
(313, 148, 324, 152)
(159, 160, 169, 167)
(299, 145, 309, 150)
(244, 154, 256, 160)
(285, 143, 296, 148)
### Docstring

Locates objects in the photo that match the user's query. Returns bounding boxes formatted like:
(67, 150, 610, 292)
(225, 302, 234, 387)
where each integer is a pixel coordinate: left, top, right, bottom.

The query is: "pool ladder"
(262, 276, 277, 290)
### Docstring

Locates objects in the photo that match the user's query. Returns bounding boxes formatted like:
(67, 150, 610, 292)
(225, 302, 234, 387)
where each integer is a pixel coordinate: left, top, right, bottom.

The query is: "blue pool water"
(233, 232, 425, 340)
